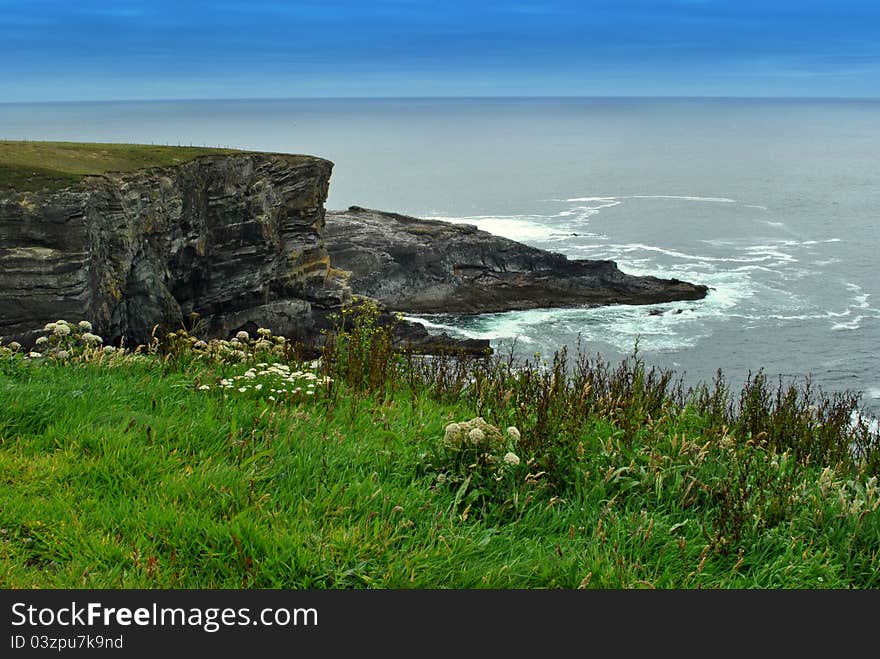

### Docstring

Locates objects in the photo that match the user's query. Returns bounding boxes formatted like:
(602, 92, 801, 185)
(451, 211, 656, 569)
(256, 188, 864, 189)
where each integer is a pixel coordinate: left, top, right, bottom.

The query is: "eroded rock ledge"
(324, 206, 708, 314)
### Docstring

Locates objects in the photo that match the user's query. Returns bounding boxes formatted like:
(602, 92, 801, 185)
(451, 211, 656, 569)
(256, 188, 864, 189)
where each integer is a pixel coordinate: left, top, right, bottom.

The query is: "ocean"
(2, 97, 878, 414)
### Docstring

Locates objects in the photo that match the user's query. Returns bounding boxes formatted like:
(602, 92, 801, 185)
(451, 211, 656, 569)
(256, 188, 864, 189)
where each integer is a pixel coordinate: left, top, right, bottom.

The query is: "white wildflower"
(35, 336, 48, 346)
(268, 396, 276, 402)
(56, 350, 70, 359)
(7, 341, 21, 351)
(198, 384, 210, 391)
(193, 340, 208, 350)
(238, 387, 247, 393)
(506, 426, 521, 443)
(468, 428, 486, 445)
(257, 328, 272, 337)
(255, 384, 263, 391)
(503, 452, 521, 466)
(78, 320, 92, 331)
(102, 346, 116, 354)
(28, 351, 42, 358)
(53, 324, 71, 337)
(235, 330, 249, 341)
(44, 322, 57, 332)
(81, 332, 102, 344)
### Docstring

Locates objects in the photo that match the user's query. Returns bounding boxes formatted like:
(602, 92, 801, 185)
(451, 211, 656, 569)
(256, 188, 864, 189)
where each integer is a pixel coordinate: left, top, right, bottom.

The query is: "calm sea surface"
(3, 98, 878, 414)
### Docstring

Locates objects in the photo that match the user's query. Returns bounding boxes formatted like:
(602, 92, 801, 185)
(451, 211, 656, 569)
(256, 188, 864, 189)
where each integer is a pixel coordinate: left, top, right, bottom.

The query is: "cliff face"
(0, 153, 349, 346)
(324, 206, 708, 314)
(1, 154, 709, 356)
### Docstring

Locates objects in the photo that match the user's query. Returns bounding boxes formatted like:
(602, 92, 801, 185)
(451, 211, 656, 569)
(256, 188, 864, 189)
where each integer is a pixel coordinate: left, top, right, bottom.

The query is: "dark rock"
(324, 206, 709, 314)
(0, 153, 349, 347)
(389, 316, 490, 356)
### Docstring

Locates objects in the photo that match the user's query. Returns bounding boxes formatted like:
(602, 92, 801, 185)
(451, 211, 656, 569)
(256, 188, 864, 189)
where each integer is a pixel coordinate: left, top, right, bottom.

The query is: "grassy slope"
(0, 141, 239, 192)
(0, 351, 877, 589)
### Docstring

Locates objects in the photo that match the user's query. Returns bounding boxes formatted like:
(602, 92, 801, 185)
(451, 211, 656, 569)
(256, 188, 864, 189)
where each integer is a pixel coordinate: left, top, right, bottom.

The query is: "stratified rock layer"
(0, 153, 349, 346)
(324, 206, 708, 314)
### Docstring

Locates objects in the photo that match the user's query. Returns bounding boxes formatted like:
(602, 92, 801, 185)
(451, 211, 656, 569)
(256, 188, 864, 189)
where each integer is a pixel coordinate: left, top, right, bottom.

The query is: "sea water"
(2, 97, 878, 413)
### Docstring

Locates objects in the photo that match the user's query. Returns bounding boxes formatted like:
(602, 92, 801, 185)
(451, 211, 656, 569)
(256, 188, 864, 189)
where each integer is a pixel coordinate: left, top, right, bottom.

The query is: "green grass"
(1, 310, 878, 589)
(0, 141, 240, 192)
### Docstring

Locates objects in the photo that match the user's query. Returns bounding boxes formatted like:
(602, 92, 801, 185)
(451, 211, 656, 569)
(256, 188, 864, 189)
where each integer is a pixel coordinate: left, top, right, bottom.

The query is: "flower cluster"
(1, 320, 315, 369)
(443, 417, 522, 467)
(198, 361, 332, 402)
(0, 339, 23, 358)
(431, 417, 535, 519)
(160, 327, 291, 363)
(22, 319, 105, 361)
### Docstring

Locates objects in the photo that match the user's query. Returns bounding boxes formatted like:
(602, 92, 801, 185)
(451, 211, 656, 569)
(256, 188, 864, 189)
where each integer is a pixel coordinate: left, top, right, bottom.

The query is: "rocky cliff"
(0, 153, 349, 346)
(1, 153, 709, 356)
(324, 206, 708, 314)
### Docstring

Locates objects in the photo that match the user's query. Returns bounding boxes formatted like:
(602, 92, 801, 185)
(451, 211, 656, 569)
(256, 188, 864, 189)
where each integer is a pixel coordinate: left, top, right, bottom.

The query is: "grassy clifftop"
(1, 305, 878, 588)
(0, 141, 239, 192)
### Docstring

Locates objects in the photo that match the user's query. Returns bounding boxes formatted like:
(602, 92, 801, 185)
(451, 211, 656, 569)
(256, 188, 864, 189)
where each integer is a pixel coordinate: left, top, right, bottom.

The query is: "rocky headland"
(325, 206, 708, 314)
(0, 148, 709, 354)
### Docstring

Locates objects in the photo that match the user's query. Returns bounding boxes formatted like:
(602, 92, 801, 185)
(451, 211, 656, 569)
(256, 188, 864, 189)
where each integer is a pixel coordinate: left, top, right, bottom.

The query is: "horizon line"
(3, 94, 880, 105)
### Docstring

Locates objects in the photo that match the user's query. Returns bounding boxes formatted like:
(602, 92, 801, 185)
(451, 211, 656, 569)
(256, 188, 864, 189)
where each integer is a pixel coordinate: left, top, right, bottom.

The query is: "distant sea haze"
(3, 97, 879, 414)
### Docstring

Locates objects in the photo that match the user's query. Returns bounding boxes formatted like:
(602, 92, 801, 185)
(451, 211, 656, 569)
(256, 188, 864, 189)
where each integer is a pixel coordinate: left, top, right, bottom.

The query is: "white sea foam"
(563, 196, 619, 203)
(402, 313, 537, 344)
(555, 200, 621, 217)
(423, 214, 550, 242)
(417, 193, 868, 378)
(850, 410, 879, 437)
(582, 242, 794, 265)
(831, 316, 864, 331)
(626, 195, 737, 204)
(408, 301, 710, 354)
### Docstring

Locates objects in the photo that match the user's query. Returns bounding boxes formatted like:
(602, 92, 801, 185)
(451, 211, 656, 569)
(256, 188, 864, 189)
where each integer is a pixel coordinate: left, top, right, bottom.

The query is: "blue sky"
(2, 0, 879, 101)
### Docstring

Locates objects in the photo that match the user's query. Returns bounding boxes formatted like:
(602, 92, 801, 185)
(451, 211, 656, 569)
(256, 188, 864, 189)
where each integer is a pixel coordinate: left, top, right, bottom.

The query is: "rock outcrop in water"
(324, 206, 708, 313)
